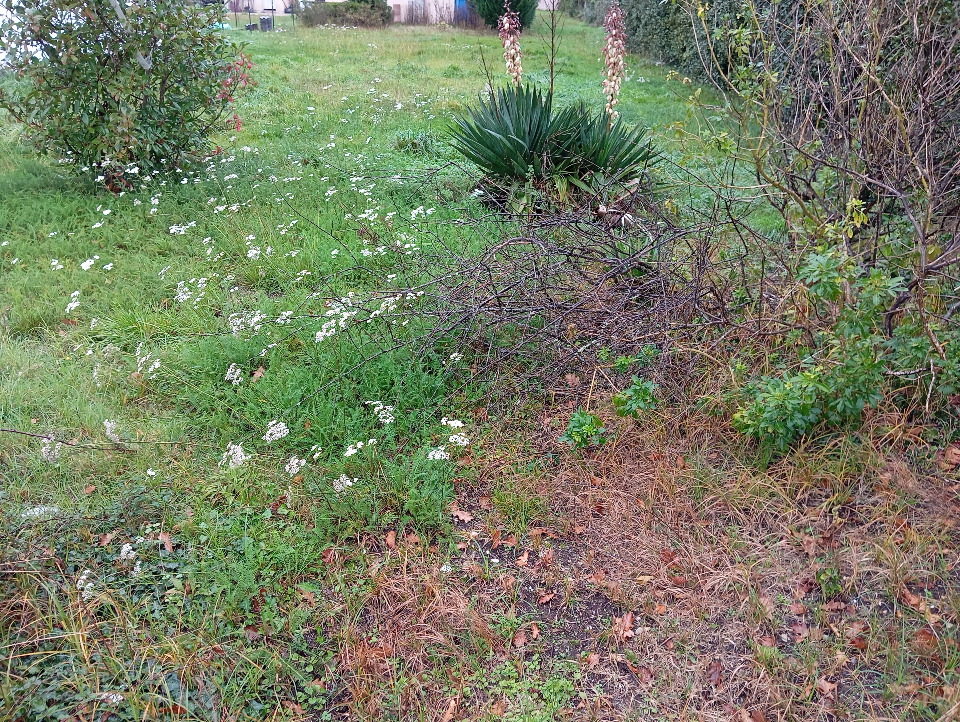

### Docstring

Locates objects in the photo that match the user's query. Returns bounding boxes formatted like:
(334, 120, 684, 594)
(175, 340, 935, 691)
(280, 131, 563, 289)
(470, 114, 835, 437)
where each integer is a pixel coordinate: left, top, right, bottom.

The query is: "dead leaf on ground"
(707, 660, 724, 688)
(635, 665, 653, 684)
(440, 698, 457, 722)
(489, 699, 507, 715)
(757, 635, 776, 648)
(530, 622, 540, 640)
(321, 547, 335, 564)
(385, 530, 397, 550)
(611, 611, 635, 642)
(516, 550, 529, 567)
(538, 591, 555, 604)
(758, 594, 775, 618)
(251, 366, 265, 382)
(513, 629, 527, 648)
(789, 601, 808, 615)
(159, 532, 173, 553)
(243, 625, 262, 642)
(450, 502, 473, 523)
(586, 652, 600, 669)
(816, 677, 838, 699)
(938, 444, 960, 469)
(490, 529, 502, 549)
(478, 496, 492, 509)
(83, 485, 96, 495)
(503, 534, 517, 547)
(98, 531, 117, 546)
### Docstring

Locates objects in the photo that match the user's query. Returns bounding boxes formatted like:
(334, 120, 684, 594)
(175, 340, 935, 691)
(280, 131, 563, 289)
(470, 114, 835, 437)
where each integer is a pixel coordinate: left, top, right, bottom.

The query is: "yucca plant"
(449, 84, 559, 181)
(449, 85, 657, 194)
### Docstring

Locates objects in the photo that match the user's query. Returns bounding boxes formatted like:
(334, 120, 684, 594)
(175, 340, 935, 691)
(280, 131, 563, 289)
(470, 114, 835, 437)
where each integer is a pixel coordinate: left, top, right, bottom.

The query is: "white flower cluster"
(65, 290, 80, 314)
(262, 420, 290, 443)
(41, 437, 62, 463)
(104, 419, 121, 443)
(332, 474, 357, 493)
(224, 363, 243, 385)
(118, 542, 136, 561)
(219, 442, 250, 469)
(76, 568, 95, 601)
(285, 456, 306, 476)
(441, 417, 464, 429)
(366, 400, 395, 425)
(315, 295, 361, 342)
(344, 438, 377, 457)
(427, 446, 450, 461)
(20, 505, 60, 519)
(448, 433, 470, 447)
(135, 342, 161, 379)
(228, 310, 266, 338)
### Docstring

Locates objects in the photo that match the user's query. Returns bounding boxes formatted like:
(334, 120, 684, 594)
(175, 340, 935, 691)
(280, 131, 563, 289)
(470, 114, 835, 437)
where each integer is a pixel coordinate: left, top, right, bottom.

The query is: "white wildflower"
(224, 363, 243, 386)
(441, 417, 464, 429)
(219, 442, 250, 469)
(64, 290, 80, 314)
(41, 437, 62, 462)
(262, 420, 289, 443)
(285, 456, 306, 476)
(449, 433, 470, 447)
(118, 543, 136, 561)
(427, 446, 450, 461)
(332, 474, 356, 493)
(103, 419, 121, 443)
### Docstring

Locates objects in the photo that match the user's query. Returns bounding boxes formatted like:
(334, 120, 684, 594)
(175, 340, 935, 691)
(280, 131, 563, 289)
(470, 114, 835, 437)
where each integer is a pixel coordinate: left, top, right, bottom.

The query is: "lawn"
(2, 15, 958, 722)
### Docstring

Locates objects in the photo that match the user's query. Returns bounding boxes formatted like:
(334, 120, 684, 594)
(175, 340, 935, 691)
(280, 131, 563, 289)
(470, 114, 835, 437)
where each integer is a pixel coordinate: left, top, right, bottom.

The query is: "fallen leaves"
(515, 550, 529, 567)
(450, 502, 473, 523)
(611, 611, 635, 642)
(159, 531, 173, 553)
(816, 676, 838, 699)
(512, 628, 527, 648)
(707, 659, 724, 688)
(385, 530, 397, 550)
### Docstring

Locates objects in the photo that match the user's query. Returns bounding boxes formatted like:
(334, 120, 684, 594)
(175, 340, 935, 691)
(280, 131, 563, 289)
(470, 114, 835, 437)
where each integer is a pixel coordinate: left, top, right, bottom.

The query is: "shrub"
(560, 409, 607, 448)
(613, 376, 658, 417)
(473, 0, 538, 30)
(449, 84, 656, 193)
(300, 0, 393, 27)
(0, 0, 252, 181)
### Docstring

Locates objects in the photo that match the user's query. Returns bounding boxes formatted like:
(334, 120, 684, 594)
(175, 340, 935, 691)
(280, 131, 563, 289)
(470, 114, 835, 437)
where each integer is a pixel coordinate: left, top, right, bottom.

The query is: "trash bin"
(245, 22, 259, 30)
(259, 16, 273, 31)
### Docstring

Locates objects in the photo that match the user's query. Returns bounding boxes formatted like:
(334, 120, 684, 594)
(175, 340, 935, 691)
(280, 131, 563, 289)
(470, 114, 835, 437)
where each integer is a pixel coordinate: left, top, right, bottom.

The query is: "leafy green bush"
(733, 243, 960, 452)
(300, 0, 393, 27)
(0, 0, 251, 180)
(613, 376, 658, 417)
(449, 84, 656, 192)
(560, 409, 607, 448)
(473, 0, 537, 29)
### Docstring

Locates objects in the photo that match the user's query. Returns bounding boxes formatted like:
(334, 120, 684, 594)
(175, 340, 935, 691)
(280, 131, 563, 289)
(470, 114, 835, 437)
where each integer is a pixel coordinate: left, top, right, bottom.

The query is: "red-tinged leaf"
(538, 591, 555, 604)
(515, 550, 529, 567)
(513, 629, 527, 648)
(663, 637, 676, 650)
(385, 530, 397, 550)
(654, 603, 667, 615)
(251, 366, 265, 382)
(530, 622, 540, 640)
(83, 485, 96, 495)
(789, 602, 808, 615)
(676, 455, 686, 469)
(707, 659, 724, 687)
(98, 531, 116, 546)
(157, 705, 188, 716)
(669, 575, 688, 586)
(849, 636, 868, 650)
(321, 548, 335, 564)
(503, 534, 518, 547)
(159, 531, 173, 553)
(244, 625, 262, 642)
(823, 600, 845, 611)
(405, 532, 420, 546)
(490, 529, 502, 549)
(478, 496, 492, 509)
(659, 549, 676, 564)
(757, 636, 776, 648)
(587, 570, 606, 585)
(586, 652, 600, 669)
(636, 665, 653, 684)
(500, 574, 516, 592)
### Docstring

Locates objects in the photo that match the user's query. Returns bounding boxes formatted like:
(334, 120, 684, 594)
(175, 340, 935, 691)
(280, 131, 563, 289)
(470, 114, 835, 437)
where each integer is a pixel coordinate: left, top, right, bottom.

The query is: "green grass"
(0, 16, 694, 720)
